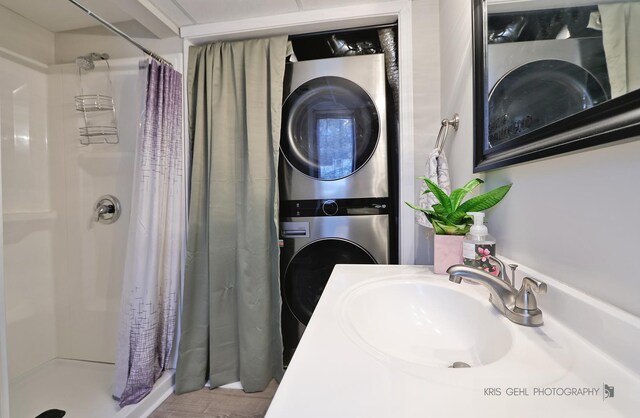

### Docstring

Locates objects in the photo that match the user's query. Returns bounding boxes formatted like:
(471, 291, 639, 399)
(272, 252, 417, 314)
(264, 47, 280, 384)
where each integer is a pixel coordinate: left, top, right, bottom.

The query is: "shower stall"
(0, 45, 182, 417)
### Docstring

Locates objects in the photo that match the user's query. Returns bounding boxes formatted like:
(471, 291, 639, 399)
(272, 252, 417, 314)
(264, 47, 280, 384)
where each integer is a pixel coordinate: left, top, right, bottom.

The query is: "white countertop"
(266, 264, 640, 418)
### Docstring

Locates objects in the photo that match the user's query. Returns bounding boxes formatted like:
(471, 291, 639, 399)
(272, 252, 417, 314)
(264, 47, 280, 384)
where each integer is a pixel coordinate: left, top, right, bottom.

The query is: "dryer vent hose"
(378, 28, 399, 123)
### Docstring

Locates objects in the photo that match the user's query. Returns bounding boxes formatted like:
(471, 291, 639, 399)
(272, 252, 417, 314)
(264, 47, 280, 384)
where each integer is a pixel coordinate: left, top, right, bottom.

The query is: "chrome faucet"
(447, 260, 547, 327)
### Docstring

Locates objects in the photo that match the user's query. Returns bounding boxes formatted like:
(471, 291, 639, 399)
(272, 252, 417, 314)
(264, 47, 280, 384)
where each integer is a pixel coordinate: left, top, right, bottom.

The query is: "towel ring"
(435, 113, 459, 152)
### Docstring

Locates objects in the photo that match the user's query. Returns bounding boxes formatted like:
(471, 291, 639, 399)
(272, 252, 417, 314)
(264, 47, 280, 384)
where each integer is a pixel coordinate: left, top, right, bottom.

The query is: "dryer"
(279, 54, 387, 200)
(487, 38, 609, 90)
(279, 201, 389, 365)
(487, 38, 610, 146)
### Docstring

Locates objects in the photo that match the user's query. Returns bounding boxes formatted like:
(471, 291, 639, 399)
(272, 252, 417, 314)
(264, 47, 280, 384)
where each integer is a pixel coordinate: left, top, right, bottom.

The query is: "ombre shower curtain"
(113, 60, 184, 407)
(176, 36, 289, 394)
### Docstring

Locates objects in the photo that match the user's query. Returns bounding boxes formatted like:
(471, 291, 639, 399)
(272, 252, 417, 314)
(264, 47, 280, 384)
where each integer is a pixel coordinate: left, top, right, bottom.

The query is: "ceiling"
(0, 0, 132, 33)
(0, 0, 393, 36)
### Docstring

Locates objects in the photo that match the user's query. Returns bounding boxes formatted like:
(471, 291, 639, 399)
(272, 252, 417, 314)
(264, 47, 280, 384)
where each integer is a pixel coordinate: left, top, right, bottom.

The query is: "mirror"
(473, 0, 640, 171)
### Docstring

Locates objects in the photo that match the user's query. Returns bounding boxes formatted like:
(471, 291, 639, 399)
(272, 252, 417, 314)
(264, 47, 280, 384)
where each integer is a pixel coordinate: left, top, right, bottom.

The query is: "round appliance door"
(488, 59, 607, 147)
(281, 76, 380, 181)
(283, 239, 376, 325)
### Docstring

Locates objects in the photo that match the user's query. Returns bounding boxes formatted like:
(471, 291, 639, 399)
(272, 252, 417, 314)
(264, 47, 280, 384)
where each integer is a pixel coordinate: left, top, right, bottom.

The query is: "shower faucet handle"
(94, 195, 121, 224)
(95, 204, 113, 221)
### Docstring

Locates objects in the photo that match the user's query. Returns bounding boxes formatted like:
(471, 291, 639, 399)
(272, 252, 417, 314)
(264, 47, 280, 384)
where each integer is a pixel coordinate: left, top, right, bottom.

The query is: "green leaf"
(446, 210, 472, 225)
(419, 177, 452, 213)
(405, 201, 421, 210)
(458, 184, 512, 213)
(431, 220, 447, 234)
(432, 219, 470, 235)
(449, 178, 484, 210)
(430, 203, 446, 214)
(404, 201, 433, 215)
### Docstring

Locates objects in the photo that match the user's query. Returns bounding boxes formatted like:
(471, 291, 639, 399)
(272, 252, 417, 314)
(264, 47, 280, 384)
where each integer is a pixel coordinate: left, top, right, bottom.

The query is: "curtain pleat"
(176, 36, 288, 394)
(599, 3, 640, 98)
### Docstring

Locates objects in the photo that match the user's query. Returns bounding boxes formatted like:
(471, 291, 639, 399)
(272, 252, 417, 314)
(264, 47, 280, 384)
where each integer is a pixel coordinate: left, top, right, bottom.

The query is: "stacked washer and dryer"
(278, 54, 390, 364)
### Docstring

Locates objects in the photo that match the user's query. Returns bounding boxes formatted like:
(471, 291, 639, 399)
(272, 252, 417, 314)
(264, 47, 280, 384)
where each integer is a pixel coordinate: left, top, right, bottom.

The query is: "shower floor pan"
(9, 358, 174, 418)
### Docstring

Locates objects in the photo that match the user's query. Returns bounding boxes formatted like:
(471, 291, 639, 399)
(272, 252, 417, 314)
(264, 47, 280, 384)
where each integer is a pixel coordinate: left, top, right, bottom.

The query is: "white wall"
(55, 21, 183, 65)
(485, 141, 640, 317)
(412, 0, 477, 265)
(438, 0, 640, 318)
(0, 55, 57, 380)
(438, 0, 475, 188)
(0, 51, 140, 378)
(0, 6, 54, 65)
(49, 59, 140, 362)
(412, 0, 441, 265)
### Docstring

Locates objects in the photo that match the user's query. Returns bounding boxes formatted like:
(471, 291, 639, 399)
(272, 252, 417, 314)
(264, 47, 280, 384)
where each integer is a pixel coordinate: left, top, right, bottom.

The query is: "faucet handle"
(515, 277, 547, 311)
(94, 195, 121, 224)
(508, 264, 518, 287)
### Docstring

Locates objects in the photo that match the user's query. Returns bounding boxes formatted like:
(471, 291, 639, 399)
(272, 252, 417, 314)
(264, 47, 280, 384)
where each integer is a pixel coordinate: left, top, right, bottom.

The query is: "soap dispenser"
(463, 212, 498, 275)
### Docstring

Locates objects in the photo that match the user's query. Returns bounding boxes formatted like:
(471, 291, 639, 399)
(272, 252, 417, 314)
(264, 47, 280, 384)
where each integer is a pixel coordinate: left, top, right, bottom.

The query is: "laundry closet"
(277, 27, 399, 364)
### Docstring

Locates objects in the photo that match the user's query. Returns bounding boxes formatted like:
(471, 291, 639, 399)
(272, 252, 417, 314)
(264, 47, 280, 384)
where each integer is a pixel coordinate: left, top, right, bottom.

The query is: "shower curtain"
(175, 36, 289, 394)
(113, 59, 184, 407)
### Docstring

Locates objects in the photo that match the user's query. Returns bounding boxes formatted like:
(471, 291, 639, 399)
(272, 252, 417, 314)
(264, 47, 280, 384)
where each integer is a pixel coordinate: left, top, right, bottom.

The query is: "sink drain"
(448, 361, 471, 368)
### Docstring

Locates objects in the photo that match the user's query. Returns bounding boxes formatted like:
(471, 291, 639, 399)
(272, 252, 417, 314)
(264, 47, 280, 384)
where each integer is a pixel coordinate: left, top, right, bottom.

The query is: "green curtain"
(176, 36, 288, 394)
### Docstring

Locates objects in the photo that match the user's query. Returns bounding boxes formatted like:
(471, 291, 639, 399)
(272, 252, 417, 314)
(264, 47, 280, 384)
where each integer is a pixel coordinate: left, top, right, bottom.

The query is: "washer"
(279, 203, 389, 365)
(279, 54, 387, 201)
(487, 38, 610, 146)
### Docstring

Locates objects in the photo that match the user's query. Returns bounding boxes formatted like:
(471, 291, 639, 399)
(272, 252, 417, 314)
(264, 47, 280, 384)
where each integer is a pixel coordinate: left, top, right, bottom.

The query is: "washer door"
(283, 239, 376, 325)
(281, 76, 380, 181)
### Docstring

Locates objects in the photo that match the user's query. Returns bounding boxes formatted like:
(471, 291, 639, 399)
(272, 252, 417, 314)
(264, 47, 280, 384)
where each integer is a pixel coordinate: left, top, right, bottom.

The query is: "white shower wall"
(0, 55, 57, 381)
(49, 58, 142, 363)
(2, 53, 182, 381)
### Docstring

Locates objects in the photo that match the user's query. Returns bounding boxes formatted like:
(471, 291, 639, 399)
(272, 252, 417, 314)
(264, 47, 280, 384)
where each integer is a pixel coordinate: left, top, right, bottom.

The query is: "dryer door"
(283, 238, 376, 325)
(281, 76, 380, 181)
(488, 59, 607, 146)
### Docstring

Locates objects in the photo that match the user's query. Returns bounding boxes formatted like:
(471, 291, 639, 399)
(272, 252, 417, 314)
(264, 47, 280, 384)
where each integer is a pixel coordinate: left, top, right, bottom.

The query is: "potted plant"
(407, 177, 511, 273)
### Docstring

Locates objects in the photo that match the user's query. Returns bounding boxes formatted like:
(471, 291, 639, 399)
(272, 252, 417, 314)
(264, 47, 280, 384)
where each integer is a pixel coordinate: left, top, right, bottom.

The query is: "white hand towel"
(416, 148, 451, 228)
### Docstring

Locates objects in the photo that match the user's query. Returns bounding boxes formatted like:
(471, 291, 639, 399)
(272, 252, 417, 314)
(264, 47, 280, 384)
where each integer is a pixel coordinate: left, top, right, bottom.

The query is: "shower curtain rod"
(66, 0, 173, 67)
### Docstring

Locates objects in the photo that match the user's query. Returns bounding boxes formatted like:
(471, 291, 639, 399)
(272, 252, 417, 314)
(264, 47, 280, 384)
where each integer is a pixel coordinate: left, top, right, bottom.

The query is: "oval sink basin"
(341, 279, 513, 369)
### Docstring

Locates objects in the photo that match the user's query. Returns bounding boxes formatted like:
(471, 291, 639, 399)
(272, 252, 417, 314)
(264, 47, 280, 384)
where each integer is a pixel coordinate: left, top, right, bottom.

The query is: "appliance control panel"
(280, 197, 389, 217)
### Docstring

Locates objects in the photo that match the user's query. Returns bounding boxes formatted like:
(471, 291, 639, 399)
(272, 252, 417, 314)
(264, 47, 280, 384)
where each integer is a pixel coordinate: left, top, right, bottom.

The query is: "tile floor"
(150, 380, 278, 418)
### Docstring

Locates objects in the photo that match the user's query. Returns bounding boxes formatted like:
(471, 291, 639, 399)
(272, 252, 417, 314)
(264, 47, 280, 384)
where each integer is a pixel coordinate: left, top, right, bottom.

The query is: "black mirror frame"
(472, 0, 640, 172)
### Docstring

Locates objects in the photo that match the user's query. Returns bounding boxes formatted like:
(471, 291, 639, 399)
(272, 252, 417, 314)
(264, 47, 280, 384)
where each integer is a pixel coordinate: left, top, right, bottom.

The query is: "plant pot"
(433, 235, 464, 274)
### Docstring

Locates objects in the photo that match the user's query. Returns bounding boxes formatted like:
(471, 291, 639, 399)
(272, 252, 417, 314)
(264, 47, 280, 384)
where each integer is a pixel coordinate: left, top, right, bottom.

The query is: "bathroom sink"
(267, 265, 632, 418)
(341, 278, 513, 368)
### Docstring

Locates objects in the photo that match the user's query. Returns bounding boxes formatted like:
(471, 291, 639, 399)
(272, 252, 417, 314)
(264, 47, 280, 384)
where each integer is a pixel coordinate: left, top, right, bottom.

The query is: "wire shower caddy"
(75, 58, 119, 145)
